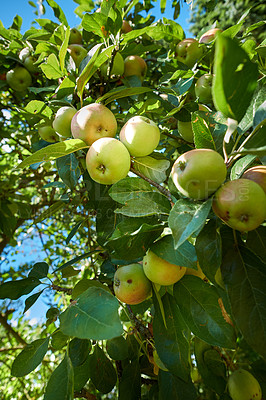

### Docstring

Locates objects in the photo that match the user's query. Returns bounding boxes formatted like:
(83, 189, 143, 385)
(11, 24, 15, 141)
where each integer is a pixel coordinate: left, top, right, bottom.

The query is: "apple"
(69, 28, 82, 44)
(228, 369, 262, 400)
(86, 137, 131, 185)
(212, 179, 266, 232)
(52, 106, 77, 138)
(242, 165, 266, 193)
(67, 44, 87, 67)
(124, 55, 147, 81)
(38, 124, 59, 143)
(195, 74, 213, 104)
(100, 52, 124, 78)
(6, 66, 32, 92)
(185, 262, 205, 280)
(171, 149, 227, 200)
(23, 55, 39, 73)
(178, 120, 194, 142)
(119, 116, 160, 157)
(113, 263, 152, 305)
(71, 103, 117, 145)
(199, 28, 221, 44)
(175, 38, 203, 68)
(143, 249, 186, 286)
(121, 20, 132, 34)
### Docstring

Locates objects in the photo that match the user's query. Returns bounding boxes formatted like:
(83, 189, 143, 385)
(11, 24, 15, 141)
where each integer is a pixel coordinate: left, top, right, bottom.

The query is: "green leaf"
(53, 250, 97, 273)
(212, 35, 258, 121)
(69, 338, 91, 367)
(59, 287, 123, 340)
(192, 111, 216, 150)
(246, 226, 266, 263)
(82, 13, 109, 38)
(0, 277, 41, 300)
(51, 330, 69, 350)
(59, 25, 70, 71)
(18, 139, 88, 169)
(97, 86, 153, 105)
(40, 53, 63, 79)
(28, 262, 49, 279)
(73, 355, 91, 391)
(23, 100, 53, 119)
(106, 336, 128, 361)
(88, 345, 117, 394)
(174, 276, 236, 348)
(24, 290, 44, 313)
(160, 0, 167, 13)
(168, 198, 212, 249)
(158, 370, 197, 400)
(56, 153, 81, 190)
(133, 156, 170, 184)
(44, 353, 74, 400)
(46, 0, 68, 26)
(230, 154, 257, 180)
(34, 201, 65, 224)
(11, 338, 50, 377)
(66, 221, 83, 244)
(118, 360, 141, 400)
(115, 192, 171, 217)
(109, 177, 154, 204)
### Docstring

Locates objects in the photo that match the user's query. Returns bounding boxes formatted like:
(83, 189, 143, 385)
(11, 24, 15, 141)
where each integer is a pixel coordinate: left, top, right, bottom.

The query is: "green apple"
(38, 124, 59, 143)
(119, 116, 160, 157)
(199, 28, 221, 44)
(228, 369, 262, 400)
(195, 74, 213, 103)
(212, 179, 266, 232)
(52, 106, 77, 138)
(175, 38, 203, 68)
(113, 263, 152, 305)
(171, 149, 227, 200)
(67, 44, 87, 67)
(69, 28, 82, 44)
(242, 165, 266, 193)
(121, 20, 132, 34)
(143, 249, 186, 286)
(6, 66, 32, 92)
(124, 55, 147, 81)
(86, 137, 131, 185)
(23, 55, 39, 73)
(178, 120, 194, 142)
(71, 103, 117, 145)
(185, 262, 206, 280)
(100, 52, 124, 78)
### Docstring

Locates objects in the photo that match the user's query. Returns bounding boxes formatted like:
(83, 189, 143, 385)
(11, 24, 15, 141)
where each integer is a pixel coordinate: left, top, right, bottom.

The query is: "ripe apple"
(185, 262, 206, 280)
(119, 116, 160, 157)
(121, 20, 132, 34)
(228, 369, 262, 400)
(242, 165, 266, 193)
(199, 28, 221, 44)
(38, 124, 59, 143)
(175, 38, 203, 68)
(212, 179, 266, 232)
(178, 120, 194, 142)
(113, 263, 152, 305)
(6, 66, 32, 92)
(100, 52, 124, 78)
(52, 106, 77, 138)
(143, 250, 186, 286)
(71, 103, 117, 145)
(86, 137, 131, 185)
(195, 74, 213, 104)
(67, 44, 87, 67)
(171, 149, 227, 200)
(69, 28, 82, 44)
(124, 55, 147, 81)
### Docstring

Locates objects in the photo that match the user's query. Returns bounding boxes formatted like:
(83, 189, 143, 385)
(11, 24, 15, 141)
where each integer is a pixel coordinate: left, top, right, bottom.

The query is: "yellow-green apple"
(119, 116, 160, 157)
(199, 28, 221, 44)
(143, 249, 186, 286)
(185, 262, 206, 280)
(242, 165, 266, 193)
(228, 369, 262, 400)
(195, 74, 213, 103)
(38, 124, 59, 143)
(23, 55, 39, 73)
(69, 28, 82, 44)
(171, 149, 227, 200)
(86, 137, 131, 185)
(113, 263, 152, 305)
(100, 52, 124, 78)
(67, 44, 87, 67)
(178, 120, 194, 142)
(124, 55, 147, 81)
(52, 106, 77, 138)
(175, 38, 203, 68)
(6, 66, 32, 92)
(121, 20, 132, 34)
(71, 103, 117, 145)
(212, 179, 266, 232)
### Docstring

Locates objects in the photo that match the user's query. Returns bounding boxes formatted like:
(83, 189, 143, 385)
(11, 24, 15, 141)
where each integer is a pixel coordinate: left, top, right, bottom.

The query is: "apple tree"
(0, 0, 265, 399)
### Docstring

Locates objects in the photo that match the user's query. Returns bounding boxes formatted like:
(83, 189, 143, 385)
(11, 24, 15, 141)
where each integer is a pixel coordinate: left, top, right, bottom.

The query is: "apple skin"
(124, 55, 147, 81)
(121, 20, 132, 34)
(113, 263, 152, 305)
(212, 179, 266, 232)
(119, 116, 160, 157)
(195, 74, 213, 104)
(228, 369, 262, 400)
(171, 149, 227, 200)
(185, 262, 205, 280)
(175, 38, 203, 68)
(52, 106, 77, 138)
(38, 124, 59, 143)
(199, 28, 221, 44)
(71, 103, 117, 146)
(178, 120, 194, 142)
(6, 66, 32, 92)
(86, 137, 131, 185)
(69, 28, 82, 44)
(67, 44, 87, 67)
(23, 55, 39, 73)
(242, 165, 266, 193)
(143, 250, 186, 286)
(100, 52, 124, 78)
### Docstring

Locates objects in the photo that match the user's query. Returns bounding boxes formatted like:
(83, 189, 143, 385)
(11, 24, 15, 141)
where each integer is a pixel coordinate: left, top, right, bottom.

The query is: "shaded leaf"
(88, 345, 117, 394)
(56, 153, 81, 190)
(0, 277, 41, 300)
(44, 353, 74, 400)
(158, 370, 197, 400)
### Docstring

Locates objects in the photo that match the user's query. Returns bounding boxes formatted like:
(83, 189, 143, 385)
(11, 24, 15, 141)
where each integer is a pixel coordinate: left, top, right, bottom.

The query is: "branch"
(126, 304, 152, 341)
(51, 284, 72, 295)
(74, 389, 97, 400)
(0, 313, 27, 346)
